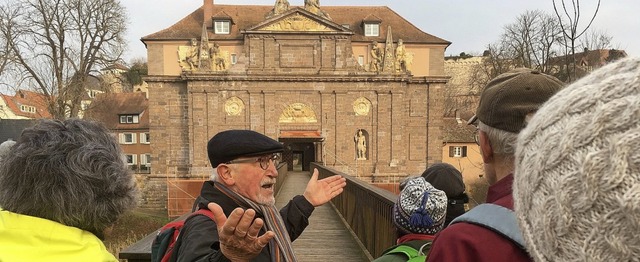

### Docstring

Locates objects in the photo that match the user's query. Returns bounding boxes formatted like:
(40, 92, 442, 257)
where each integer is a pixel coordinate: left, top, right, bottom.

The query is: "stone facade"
(141, 1, 449, 212)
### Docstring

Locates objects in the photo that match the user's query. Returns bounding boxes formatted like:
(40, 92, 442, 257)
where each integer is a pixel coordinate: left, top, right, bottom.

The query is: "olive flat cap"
(469, 68, 564, 133)
(207, 130, 284, 168)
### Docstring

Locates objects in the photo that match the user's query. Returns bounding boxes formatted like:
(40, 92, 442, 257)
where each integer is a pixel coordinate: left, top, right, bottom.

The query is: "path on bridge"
(275, 171, 370, 262)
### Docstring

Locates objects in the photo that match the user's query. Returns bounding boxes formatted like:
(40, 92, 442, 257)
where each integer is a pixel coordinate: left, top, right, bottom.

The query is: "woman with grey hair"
(0, 119, 138, 261)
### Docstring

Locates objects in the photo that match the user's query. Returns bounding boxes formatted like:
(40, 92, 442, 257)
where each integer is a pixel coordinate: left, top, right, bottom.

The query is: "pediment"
(248, 8, 350, 33)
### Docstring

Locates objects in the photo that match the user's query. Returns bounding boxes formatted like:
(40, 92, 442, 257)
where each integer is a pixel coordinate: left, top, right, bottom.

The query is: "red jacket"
(426, 174, 531, 262)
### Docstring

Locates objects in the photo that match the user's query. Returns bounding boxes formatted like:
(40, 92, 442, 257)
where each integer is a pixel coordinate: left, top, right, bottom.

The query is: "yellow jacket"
(0, 209, 117, 261)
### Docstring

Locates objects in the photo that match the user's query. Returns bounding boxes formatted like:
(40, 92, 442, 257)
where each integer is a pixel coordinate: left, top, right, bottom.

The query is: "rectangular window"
(214, 20, 230, 34)
(140, 153, 151, 165)
(20, 105, 36, 113)
(120, 133, 136, 144)
(449, 146, 468, 158)
(364, 23, 379, 37)
(125, 154, 137, 165)
(140, 132, 150, 144)
(119, 115, 139, 124)
(358, 55, 365, 66)
(231, 54, 237, 65)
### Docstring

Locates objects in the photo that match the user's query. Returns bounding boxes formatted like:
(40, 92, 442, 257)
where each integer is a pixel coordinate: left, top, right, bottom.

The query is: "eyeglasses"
(226, 153, 281, 170)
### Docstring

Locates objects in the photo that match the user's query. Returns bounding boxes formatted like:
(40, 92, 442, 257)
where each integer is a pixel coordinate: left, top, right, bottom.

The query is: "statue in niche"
(370, 41, 383, 72)
(354, 129, 367, 160)
(267, 0, 289, 18)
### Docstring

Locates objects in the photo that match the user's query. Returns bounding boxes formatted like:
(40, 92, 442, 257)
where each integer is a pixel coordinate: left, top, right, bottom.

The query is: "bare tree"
(492, 10, 563, 75)
(0, 0, 127, 119)
(579, 28, 612, 51)
(553, 0, 601, 81)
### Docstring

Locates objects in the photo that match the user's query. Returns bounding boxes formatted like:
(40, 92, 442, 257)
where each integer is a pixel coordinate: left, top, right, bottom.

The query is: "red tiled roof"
(84, 92, 149, 130)
(0, 90, 52, 119)
(442, 117, 475, 143)
(142, 5, 450, 45)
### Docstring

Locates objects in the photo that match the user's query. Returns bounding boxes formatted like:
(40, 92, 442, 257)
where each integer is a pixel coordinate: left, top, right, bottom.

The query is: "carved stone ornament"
(353, 97, 371, 116)
(224, 97, 244, 116)
(279, 103, 318, 123)
(261, 13, 331, 32)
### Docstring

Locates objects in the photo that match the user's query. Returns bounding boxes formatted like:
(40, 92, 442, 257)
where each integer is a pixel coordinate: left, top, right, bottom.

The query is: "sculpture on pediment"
(304, 0, 330, 19)
(366, 28, 413, 74)
(395, 39, 407, 73)
(266, 0, 290, 18)
(178, 40, 228, 72)
(369, 41, 382, 72)
(179, 38, 199, 71)
(261, 14, 330, 31)
(210, 42, 227, 71)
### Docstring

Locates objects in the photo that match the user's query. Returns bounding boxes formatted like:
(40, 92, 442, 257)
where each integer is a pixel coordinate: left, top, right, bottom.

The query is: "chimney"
(203, 0, 213, 27)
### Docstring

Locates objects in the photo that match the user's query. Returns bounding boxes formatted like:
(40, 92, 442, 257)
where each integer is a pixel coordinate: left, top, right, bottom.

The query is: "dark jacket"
(175, 181, 314, 262)
(426, 174, 531, 262)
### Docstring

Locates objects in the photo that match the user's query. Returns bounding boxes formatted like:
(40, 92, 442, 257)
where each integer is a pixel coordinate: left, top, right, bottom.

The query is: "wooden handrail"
(311, 163, 397, 259)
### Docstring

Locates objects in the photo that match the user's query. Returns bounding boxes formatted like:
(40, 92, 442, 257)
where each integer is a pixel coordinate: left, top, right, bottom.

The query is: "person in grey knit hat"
(514, 57, 640, 262)
(374, 177, 447, 261)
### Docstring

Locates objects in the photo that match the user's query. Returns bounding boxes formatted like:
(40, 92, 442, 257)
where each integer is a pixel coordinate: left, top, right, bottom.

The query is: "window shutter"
(449, 146, 454, 157)
(119, 133, 124, 144)
(132, 133, 137, 144)
(462, 146, 468, 157)
(132, 154, 137, 164)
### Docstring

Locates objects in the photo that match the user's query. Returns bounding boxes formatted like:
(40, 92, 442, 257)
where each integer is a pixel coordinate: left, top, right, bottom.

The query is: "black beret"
(421, 163, 465, 198)
(207, 130, 284, 168)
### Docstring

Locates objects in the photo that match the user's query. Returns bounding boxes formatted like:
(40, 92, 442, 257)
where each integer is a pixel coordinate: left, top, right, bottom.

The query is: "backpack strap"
(450, 203, 525, 249)
(189, 208, 215, 221)
(386, 244, 420, 259)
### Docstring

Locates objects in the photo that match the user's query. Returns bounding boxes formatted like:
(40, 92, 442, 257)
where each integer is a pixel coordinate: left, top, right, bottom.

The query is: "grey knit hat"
(514, 57, 640, 262)
(393, 177, 447, 235)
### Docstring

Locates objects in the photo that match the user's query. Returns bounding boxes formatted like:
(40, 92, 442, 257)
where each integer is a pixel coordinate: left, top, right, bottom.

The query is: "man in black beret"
(176, 130, 347, 262)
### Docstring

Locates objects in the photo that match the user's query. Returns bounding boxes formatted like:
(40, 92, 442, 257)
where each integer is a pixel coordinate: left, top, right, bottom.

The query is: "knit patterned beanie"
(393, 177, 447, 235)
(514, 57, 640, 262)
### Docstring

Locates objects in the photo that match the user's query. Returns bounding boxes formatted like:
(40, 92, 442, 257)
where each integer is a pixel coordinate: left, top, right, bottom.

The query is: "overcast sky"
(122, 0, 638, 63)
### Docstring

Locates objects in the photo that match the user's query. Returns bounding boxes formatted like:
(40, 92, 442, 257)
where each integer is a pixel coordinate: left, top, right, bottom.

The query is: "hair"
(0, 140, 16, 164)
(478, 120, 517, 163)
(0, 119, 138, 239)
(210, 167, 219, 182)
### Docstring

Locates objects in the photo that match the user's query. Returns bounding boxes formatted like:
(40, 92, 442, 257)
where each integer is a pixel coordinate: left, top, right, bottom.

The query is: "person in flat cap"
(175, 129, 347, 262)
(421, 163, 468, 226)
(514, 57, 640, 262)
(427, 69, 564, 262)
(374, 177, 447, 262)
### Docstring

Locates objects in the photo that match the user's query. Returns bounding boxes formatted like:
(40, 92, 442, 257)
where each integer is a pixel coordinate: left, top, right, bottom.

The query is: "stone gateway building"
(141, 0, 450, 211)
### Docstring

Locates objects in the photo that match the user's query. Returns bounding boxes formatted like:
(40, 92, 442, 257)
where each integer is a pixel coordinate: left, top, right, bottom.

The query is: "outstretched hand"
(303, 168, 347, 207)
(207, 202, 275, 261)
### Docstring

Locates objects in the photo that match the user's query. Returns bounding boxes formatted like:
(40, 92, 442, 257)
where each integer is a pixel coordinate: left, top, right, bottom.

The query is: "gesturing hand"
(207, 202, 275, 262)
(303, 168, 347, 207)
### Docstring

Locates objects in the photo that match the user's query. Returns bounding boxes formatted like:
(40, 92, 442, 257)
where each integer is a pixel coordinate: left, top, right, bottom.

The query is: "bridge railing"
(311, 162, 396, 259)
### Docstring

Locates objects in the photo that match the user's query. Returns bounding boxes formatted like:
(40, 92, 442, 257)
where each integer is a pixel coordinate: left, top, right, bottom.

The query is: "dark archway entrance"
(279, 131, 323, 171)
